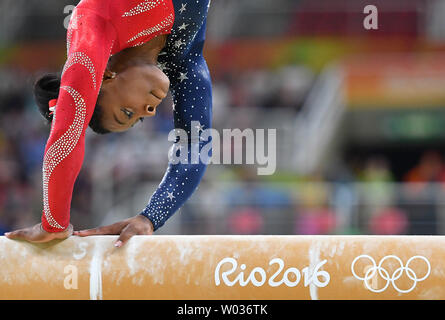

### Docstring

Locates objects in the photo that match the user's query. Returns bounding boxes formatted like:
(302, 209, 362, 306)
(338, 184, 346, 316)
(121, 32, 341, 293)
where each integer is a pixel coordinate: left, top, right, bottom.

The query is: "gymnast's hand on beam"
(73, 215, 154, 248)
(4, 223, 73, 243)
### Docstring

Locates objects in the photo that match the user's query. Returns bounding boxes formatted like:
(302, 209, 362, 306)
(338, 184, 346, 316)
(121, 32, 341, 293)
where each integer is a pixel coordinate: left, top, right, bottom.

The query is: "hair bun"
(34, 74, 61, 122)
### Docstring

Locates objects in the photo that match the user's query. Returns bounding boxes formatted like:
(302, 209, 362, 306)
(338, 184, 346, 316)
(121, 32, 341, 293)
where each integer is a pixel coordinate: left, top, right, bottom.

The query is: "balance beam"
(0, 235, 443, 300)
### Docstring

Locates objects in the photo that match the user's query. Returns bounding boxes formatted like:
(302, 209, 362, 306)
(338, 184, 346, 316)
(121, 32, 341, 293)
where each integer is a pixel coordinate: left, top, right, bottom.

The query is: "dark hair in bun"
(33, 73, 60, 122)
(33, 73, 110, 134)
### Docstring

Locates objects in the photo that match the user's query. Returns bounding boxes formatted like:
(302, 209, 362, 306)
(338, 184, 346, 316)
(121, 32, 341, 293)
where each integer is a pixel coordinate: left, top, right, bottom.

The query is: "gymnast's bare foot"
(4, 223, 73, 243)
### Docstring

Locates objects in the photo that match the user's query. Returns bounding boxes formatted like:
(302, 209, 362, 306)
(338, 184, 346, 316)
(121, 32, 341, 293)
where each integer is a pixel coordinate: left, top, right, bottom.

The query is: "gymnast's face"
(98, 64, 170, 132)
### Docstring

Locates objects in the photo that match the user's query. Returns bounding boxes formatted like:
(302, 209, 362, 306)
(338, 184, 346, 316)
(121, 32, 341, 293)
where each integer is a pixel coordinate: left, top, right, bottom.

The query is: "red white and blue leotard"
(42, 0, 212, 232)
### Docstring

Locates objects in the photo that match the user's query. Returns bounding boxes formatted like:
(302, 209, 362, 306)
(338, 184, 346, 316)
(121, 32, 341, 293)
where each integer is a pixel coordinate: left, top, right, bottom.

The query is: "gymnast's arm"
(73, 21, 213, 247)
(5, 11, 116, 242)
(139, 21, 212, 232)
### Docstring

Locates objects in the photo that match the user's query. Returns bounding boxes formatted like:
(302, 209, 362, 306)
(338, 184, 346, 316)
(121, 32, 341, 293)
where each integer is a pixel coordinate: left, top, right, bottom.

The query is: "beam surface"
(0, 235, 443, 300)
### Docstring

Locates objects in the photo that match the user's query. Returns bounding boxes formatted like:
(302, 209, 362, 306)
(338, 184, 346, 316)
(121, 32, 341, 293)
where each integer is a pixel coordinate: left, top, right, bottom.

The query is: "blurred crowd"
(2, 0, 445, 236)
(0, 62, 314, 233)
(182, 148, 445, 236)
(1, 63, 445, 236)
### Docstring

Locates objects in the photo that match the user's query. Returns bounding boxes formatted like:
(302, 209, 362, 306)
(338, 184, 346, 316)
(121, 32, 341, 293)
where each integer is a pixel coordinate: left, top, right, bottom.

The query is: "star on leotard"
(178, 23, 189, 31)
(166, 191, 175, 201)
(179, 3, 187, 14)
(178, 72, 189, 82)
(157, 61, 170, 71)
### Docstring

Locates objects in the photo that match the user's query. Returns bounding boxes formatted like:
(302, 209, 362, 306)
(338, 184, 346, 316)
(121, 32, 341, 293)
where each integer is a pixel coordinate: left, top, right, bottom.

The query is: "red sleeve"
(41, 10, 116, 232)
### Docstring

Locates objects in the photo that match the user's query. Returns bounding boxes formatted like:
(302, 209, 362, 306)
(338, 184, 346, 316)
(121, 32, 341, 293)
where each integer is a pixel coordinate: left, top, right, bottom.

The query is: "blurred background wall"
(1, 0, 445, 236)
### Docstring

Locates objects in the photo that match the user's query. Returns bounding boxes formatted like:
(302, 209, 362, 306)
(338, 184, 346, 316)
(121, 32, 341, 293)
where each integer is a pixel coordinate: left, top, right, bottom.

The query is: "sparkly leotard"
(42, 0, 212, 232)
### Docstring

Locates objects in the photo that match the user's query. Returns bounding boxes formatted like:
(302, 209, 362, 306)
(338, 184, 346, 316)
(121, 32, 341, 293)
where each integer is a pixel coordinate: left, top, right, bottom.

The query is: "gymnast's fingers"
(114, 224, 138, 248)
(114, 217, 154, 248)
(74, 221, 126, 237)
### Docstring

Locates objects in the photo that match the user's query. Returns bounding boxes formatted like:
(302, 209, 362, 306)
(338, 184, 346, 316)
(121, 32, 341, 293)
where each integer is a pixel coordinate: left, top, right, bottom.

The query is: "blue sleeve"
(140, 0, 212, 231)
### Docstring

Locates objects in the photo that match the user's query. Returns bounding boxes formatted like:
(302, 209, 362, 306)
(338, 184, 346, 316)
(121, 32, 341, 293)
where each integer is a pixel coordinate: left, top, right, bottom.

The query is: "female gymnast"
(5, 0, 213, 247)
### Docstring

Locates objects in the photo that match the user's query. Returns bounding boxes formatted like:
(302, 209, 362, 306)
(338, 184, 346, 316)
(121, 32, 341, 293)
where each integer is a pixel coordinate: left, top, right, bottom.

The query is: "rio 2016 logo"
(351, 255, 431, 293)
(214, 257, 330, 288)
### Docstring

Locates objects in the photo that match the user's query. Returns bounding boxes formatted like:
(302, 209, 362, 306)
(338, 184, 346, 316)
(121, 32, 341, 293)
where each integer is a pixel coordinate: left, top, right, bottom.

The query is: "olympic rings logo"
(351, 255, 431, 293)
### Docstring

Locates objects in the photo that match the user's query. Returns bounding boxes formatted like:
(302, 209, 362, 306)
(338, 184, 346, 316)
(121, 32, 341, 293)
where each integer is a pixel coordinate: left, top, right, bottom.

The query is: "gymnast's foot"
(4, 223, 73, 243)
